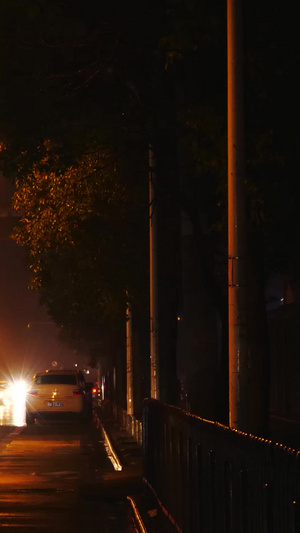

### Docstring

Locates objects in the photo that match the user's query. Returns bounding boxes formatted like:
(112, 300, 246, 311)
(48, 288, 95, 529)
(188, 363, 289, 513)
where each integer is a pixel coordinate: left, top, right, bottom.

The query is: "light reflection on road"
(0, 397, 26, 426)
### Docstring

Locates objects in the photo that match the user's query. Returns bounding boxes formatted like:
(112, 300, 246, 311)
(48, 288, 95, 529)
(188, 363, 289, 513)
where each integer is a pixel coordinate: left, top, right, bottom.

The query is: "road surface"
(0, 402, 138, 532)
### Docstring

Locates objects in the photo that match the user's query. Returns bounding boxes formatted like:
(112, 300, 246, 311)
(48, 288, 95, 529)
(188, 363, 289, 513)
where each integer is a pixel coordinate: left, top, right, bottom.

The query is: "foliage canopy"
(11, 142, 148, 347)
(0, 0, 300, 386)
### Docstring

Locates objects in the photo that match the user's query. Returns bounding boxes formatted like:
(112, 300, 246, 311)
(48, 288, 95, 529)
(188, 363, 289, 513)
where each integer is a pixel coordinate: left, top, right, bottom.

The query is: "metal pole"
(149, 143, 160, 399)
(227, 0, 248, 430)
(126, 295, 134, 415)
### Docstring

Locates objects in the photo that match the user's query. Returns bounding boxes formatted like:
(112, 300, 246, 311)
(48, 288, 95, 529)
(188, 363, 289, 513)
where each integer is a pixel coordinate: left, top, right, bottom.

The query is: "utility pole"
(126, 295, 134, 415)
(227, 0, 248, 430)
(149, 143, 160, 399)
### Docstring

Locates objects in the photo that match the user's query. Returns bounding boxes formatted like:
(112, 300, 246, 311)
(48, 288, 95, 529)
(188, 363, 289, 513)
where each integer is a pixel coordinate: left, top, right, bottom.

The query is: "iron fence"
(143, 398, 300, 533)
(102, 399, 143, 446)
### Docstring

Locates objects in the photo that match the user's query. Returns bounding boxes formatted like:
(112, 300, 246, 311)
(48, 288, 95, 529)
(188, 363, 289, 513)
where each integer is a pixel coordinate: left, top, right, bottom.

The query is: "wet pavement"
(0, 418, 138, 531)
(0, 395, 177, 533)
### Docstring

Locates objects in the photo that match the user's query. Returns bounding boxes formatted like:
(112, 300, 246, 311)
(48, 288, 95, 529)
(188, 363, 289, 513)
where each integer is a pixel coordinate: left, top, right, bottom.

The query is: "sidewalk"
(95, 407, 178, 533)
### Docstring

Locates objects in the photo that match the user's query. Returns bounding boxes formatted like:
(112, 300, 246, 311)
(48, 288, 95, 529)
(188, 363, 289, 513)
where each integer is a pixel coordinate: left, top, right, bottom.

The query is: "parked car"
(25, 369, 92, 424)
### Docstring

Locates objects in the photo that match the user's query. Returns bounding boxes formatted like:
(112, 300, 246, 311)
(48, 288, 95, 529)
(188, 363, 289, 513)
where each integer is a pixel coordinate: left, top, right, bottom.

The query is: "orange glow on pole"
(149, 143, 160, 400)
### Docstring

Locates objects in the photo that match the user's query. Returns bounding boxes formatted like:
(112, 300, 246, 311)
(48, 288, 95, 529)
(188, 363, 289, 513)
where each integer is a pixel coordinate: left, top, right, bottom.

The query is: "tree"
(12, 142, 147, 335)
(1, 0, 299, 424)
(0, 0, 184, 406)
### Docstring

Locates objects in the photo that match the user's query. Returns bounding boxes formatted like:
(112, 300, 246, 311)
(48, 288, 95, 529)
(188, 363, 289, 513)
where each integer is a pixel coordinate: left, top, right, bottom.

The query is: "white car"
(25, 369, 92, 424)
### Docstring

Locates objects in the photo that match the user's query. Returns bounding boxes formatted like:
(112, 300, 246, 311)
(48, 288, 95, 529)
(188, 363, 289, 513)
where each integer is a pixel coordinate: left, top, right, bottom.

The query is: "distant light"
(74, 363, 78, 367)
(177, 316, 181, 321)
(281, 298, 284, 302)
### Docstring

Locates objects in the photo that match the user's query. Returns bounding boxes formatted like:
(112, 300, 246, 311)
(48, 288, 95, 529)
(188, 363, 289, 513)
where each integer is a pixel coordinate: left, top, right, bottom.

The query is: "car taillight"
(28, 389, 38, 397)
(73, 389, 82, 396)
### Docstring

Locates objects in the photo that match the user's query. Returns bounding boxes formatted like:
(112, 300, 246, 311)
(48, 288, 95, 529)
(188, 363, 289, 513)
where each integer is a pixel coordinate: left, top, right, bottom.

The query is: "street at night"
(1, 1, 300, 531)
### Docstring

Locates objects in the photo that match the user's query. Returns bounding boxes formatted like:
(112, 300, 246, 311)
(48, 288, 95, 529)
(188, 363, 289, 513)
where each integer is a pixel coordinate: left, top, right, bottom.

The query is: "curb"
(95, 411, 148, 532)
(95, 408, 178, 533)
(101, 422, 123, 471)
(127, 495, 148, 533)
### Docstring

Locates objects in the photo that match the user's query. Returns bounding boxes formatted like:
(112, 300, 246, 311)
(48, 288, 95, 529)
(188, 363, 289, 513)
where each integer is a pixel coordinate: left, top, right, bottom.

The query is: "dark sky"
(0, 173, 83, 382)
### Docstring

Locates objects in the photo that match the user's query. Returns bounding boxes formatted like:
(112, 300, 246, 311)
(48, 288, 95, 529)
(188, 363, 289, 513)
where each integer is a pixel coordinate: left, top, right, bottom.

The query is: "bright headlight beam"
(8, 379, 28, 399)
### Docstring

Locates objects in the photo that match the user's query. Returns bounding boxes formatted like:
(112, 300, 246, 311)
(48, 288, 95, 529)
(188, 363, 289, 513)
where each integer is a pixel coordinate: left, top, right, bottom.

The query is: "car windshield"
(34, 375, 78, 385)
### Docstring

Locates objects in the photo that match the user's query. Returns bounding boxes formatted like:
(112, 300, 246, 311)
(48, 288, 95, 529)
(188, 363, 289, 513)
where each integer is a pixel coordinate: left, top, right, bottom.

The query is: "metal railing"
(143, 398, 300, 533)
(101, 399, 143, 446)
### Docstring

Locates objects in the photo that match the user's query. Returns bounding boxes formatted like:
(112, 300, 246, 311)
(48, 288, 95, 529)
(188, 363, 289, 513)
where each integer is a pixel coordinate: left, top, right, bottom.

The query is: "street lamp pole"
(227, 0, 248, 430)
(149, 143, 160, 399)
(126, 295, 134, 415)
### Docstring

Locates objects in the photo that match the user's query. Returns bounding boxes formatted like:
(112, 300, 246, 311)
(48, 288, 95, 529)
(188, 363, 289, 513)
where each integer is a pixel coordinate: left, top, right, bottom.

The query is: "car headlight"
(8, 380, 29, 403)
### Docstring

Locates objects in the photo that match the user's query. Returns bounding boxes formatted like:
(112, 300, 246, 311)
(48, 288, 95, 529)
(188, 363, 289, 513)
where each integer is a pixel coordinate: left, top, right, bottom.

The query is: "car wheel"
(26, 412, 35, 425)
